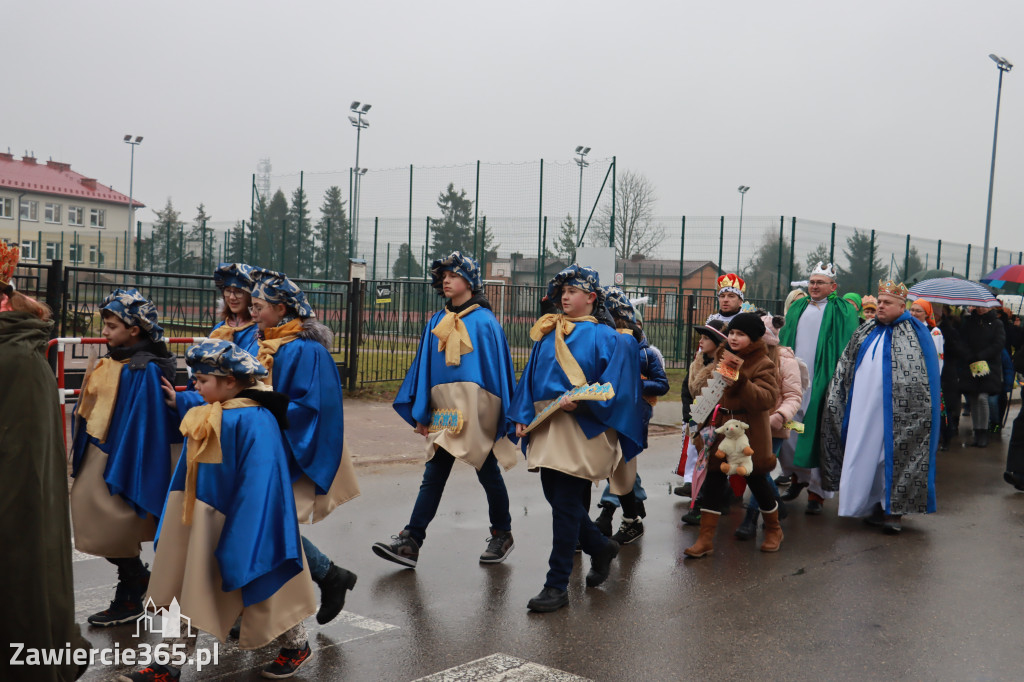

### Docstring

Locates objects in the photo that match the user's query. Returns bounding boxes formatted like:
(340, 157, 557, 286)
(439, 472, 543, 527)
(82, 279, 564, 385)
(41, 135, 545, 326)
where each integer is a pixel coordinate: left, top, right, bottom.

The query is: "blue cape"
(839, 312, 940, 513)
(157, 407, 304, 606)
(71, 363, 183, 519)
(272, 338, 345, 494)
(508, 319, 643, 461)
(393, 306, 516, 440)
(210, 321, 260, 357)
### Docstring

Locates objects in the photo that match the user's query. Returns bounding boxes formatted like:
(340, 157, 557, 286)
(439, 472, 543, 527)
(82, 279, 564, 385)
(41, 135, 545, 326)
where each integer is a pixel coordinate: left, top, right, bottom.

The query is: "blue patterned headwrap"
(186, 339, 268, 379)
(100, 288, 164, 343)
(249, 267, 314, 318)
(546, 264, 604, 308)
(430, 251, 482, 294)
(602, 286, 637, 325)
(213, 262, 257, 291)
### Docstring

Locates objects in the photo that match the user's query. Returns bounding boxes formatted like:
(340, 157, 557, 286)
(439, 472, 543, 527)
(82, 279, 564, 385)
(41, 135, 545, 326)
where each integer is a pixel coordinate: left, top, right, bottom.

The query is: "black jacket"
(957, 310, 1006, 394)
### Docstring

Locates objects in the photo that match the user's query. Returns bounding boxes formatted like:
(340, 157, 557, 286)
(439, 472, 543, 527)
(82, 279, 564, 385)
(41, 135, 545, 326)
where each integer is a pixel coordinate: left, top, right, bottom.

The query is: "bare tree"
(592, 170, 663, 259)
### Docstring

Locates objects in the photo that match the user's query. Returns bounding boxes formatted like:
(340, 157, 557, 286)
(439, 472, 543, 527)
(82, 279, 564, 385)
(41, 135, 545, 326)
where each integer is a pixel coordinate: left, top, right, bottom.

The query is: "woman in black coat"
(957, 307, 1005, 448)
(937, 307, 966, 449)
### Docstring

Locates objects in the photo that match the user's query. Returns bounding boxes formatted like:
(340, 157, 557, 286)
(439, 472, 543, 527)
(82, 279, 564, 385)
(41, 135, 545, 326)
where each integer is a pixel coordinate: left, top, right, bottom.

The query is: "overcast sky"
(6, 0, 1023, 252)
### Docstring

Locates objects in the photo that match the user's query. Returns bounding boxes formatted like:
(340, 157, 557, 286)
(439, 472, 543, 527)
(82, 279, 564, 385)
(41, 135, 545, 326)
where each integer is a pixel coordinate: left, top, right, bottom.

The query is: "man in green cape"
(777, 262, 860, 514)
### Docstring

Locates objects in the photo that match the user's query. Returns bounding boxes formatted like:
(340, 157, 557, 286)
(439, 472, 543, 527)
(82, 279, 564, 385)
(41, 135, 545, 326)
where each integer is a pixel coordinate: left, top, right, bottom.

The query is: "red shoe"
(261, 643, 313, 679)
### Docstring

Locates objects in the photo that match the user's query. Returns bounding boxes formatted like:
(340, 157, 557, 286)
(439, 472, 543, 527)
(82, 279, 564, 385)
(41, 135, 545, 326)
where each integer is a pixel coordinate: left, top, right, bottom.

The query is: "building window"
(68, 243, 82, 263)
(99, 251, 106, 267)
(21, 240, 38, 261)
(0, 197, 12, 219)
(44, 202, 62, 224)
(20, 200, 38, 221)
(68, 205, 84, 226)
(89, 244, 97, 263)
(45, 242, 62, 261)
(90, 208, 105, 229)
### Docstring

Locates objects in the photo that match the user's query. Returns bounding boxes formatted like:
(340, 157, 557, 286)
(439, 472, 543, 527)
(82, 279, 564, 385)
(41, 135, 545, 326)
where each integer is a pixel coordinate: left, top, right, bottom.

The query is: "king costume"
(376, 252, 518, 567)
(820, 281, 940, 527)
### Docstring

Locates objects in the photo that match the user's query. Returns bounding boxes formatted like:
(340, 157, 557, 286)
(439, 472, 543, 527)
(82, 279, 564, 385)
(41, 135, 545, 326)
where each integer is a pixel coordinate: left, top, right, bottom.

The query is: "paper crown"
(861, 295, 878, 310)
(877, 279, 909, 300)
(0, 242, 19, 289)
(716, 273, 746, 298)
(810, 262, 838, 279)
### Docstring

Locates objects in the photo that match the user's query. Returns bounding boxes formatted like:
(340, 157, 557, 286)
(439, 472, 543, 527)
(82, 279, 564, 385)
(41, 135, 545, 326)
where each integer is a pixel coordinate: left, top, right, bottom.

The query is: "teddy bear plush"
(714, 418, 754, 476)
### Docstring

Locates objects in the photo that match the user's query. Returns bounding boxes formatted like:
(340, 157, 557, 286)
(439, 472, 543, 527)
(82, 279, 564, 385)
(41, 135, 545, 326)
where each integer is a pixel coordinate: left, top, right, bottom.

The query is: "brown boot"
(760, 506, 783, 552)
(683, 510, 719, 558)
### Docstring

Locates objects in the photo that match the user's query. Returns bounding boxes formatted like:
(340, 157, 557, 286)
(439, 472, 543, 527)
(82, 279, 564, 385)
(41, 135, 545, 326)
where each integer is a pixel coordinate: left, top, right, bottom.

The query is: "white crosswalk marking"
(413, 653, 591, 681)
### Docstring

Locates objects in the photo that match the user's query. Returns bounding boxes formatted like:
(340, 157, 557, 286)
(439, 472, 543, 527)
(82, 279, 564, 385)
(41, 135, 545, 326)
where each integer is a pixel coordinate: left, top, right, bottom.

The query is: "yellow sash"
(179, 397, 260, 525)
(430, 304, 479, 366)
(77, 357, 129, 443)
(209, 319, 256, 342)
(529, 313, 597, 388)
(256, 318, 304, 385)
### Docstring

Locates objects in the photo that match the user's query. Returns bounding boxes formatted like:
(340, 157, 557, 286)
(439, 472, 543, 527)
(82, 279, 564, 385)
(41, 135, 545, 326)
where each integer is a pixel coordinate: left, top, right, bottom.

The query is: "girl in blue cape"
(120, 340, 316, 682)
(207, 262, 260, 354)
(70, 288, 182, 628)
(509, 265, 642, 613)
(373, 252, 518, 569)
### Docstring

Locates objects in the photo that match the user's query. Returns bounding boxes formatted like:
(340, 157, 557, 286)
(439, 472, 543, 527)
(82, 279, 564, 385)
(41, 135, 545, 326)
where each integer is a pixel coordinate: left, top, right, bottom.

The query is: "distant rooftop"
(0, 152, 144, 208)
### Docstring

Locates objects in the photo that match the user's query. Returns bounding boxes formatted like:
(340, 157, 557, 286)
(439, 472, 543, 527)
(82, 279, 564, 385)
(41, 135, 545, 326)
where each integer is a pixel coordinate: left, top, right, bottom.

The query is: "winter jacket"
(682, 350, 717, 423)
(937, 316, 965, 394)
(637, 336, 669, 448)
(770, 346, 805, 439)
(957, 310, 1006, 395)
(709, 338, 780, 475)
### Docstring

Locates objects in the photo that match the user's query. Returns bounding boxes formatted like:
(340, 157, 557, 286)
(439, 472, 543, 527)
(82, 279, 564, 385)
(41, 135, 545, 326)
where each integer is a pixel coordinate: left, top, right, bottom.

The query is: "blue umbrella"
(907, 278, 1000, 308)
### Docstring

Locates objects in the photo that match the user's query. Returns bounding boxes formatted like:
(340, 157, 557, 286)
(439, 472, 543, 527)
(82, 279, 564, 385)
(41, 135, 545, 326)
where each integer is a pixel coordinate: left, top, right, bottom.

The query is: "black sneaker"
(585, 540, 619, 587)
(774, 473, 793, 488)
(480, 530, 514, 563)
(611, 519, 644, 545)
(117, 664, 180, 682)
(680, 508, 702, 525)
(372, 530, 420, 568)
(261, 643, 313, 679)
(314, 564, 357, 624)
(780, 481, 807, 502)
(673, 482, 693, 497)
(594, 502, 616, 537)
(88, 598, 144, 627)
(527, 586, 569, 613)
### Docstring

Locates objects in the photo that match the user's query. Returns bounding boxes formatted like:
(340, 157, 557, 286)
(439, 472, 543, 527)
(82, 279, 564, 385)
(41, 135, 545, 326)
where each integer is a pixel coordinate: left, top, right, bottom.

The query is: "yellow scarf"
(209, 319, 255, 342)
(179, 397, 260, 525)
(431, 304, 479, 366)
(256, 318, 305, 385)
(77, 357, 129, 443)
(529, 313, 597, 388)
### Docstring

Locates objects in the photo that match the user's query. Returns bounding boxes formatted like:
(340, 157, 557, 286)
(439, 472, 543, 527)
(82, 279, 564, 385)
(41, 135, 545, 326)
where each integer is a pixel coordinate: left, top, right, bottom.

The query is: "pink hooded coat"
(762, 314, 806, 439)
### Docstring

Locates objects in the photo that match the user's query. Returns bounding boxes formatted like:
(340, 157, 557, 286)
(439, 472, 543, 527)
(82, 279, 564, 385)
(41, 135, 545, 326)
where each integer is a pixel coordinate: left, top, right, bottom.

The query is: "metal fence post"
(829, 222, 836, 264)
(347, 278, 363, 391)
(993, 246, 998, 270)
(903, 234, 911, 279)
(537, 159, 544, 286)
(678, 216, 686, 292)
(717, 216, 725, 274)
(936, 239, 942, 270)
(966, 244, 972, 279)
(407, 164, 413, 280)
(775, 216, 784, 300)
(867, 229, 876, 292)
(473, 160, 480, 259)
(684, 294, 695, 362)
(372, 217, 378, 280)
(280, 219, 286, 273)
(540, 216, 547, 283)
(610, 156, 616, 249)
(788, 217, 796, 288)
(325, 218, 332, 278)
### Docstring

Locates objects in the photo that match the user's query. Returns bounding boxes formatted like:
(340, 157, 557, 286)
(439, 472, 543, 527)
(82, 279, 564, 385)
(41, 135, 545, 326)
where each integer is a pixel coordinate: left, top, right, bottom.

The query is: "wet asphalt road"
(73, 412, 1023, 681)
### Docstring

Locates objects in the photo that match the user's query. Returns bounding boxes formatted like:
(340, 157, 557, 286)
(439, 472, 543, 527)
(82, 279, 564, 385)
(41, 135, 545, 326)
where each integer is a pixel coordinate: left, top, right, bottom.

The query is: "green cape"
(778, 292, 860, 468)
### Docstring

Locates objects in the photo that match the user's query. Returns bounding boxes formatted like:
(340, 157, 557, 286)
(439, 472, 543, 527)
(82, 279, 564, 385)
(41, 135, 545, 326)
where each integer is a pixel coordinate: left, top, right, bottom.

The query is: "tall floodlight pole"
(574, 146, 590, 245)
(349, 102, 371, 258)
(983, 54, 1013, 270)
(124, 135, 143, 269)
(736, 185, 750, 271)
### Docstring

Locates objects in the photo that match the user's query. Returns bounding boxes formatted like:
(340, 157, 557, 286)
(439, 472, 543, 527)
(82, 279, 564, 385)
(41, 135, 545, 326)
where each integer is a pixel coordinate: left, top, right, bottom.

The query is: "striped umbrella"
(980, 264, 1024, 294)
(907, 277, 1000, 307)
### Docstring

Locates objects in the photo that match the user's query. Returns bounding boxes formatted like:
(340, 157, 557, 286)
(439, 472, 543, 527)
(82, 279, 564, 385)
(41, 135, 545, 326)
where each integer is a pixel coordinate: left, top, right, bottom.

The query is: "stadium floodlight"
(350, 101, 373, 255)
(348, 115, 359, 125)
(124, 134, 132, 141)
(982, 53, 1013, 269)
(135, 136, 143, 143)
(736, 186, 751, 270)
(574, 146, 592, 245)
(350, 101, 361, 110)
(575, 145, 583, 153)
(124, 135, 144, 267)
(361, 103, 372, 113)
(583, 147, 591, 154)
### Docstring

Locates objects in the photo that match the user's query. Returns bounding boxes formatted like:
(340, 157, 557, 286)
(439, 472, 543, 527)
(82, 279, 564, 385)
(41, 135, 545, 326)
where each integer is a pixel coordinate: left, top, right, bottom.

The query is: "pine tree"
(313, 186, 349, 279)
(804, 243, 834, 276)
(150, 198, 183, 273)
(287, 187, 313, 277)
(392, 243, 422, 279)
(259, 190, 289, 272)
(555, 214, 578, 262)
(185, 203, 214, 274)
(741, 231, 793, 301)
(842, 230, 885, 294)
(428, 183, 474, 261)
(227, 220, 248, 263)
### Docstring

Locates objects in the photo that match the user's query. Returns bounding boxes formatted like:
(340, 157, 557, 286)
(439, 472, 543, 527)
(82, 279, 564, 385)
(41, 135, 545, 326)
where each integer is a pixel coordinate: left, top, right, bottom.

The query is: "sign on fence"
(375, 284, 392, 303)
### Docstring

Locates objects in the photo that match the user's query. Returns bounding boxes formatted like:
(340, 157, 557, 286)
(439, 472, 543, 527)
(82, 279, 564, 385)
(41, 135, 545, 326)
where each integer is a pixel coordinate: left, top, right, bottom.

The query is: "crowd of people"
(1, 236, 1022, 681)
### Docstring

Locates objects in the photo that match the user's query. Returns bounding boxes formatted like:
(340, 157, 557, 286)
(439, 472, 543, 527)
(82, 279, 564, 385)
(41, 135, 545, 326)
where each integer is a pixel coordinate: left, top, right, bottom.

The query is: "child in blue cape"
(207, 262, 260, 355)
(508, 265, 643, 613)
(70, 288, 181, 628)
(119, 340, 315, 682)
(374, 252, 518, 568)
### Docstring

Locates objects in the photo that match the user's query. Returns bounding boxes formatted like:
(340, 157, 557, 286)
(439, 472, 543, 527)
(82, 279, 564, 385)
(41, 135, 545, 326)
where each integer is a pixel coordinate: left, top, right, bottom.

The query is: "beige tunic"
(70, 443, 181, 558)
(292, 443, 361, 525)
(425, 381, 519, 471)
(526, 401, 618, 483)
(147, 491, 316, 650)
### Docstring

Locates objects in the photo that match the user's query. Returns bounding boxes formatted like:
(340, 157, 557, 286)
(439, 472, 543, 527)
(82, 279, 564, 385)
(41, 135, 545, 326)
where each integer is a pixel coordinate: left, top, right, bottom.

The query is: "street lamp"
(982, 54, 1012, 271)
(124, 135, 143, 269)
(349, 101, 371, 255)
(574, 146, 591, 246)
(736, 185, 750, 271)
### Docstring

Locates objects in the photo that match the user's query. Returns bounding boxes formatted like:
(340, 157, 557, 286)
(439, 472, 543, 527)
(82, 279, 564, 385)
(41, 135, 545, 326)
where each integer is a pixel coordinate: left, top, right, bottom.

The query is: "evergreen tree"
(185, 203, 215, 274)
(555, 214, 578, 262)
(227, 220, 248, 263)
(287, 186, 313, 277)
(259, 190, 289, 272)
(150, 198, 184, 273)
(392, 243, 422, 279)
(842, 230, 885, 294)
(741, 231, 793, 301)
(804, 243, 834, 276)
(313, 186, 349, 279)
(428, 183, 474, 261)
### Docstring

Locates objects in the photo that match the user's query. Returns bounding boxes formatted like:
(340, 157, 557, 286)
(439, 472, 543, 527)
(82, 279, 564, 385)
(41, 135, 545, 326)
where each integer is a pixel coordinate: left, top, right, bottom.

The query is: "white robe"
(838, 333, 887, 517)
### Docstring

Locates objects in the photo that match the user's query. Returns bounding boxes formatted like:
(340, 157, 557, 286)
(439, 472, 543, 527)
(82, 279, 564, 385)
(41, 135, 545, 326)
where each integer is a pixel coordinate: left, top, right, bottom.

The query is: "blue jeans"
(405, 448, 511, 544)
(599, 474, 648, 507)
(302, 536, 331, 582)
(540, 468, 610, 591)
(746, 438, 784, 513)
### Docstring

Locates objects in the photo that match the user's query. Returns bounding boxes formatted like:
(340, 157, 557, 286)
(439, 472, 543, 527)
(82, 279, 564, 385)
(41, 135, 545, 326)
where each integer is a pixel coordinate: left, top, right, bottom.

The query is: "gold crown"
(877, 279, 908, 300)
(717, 273, 746, 294)
(0, 241, 20, 288)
